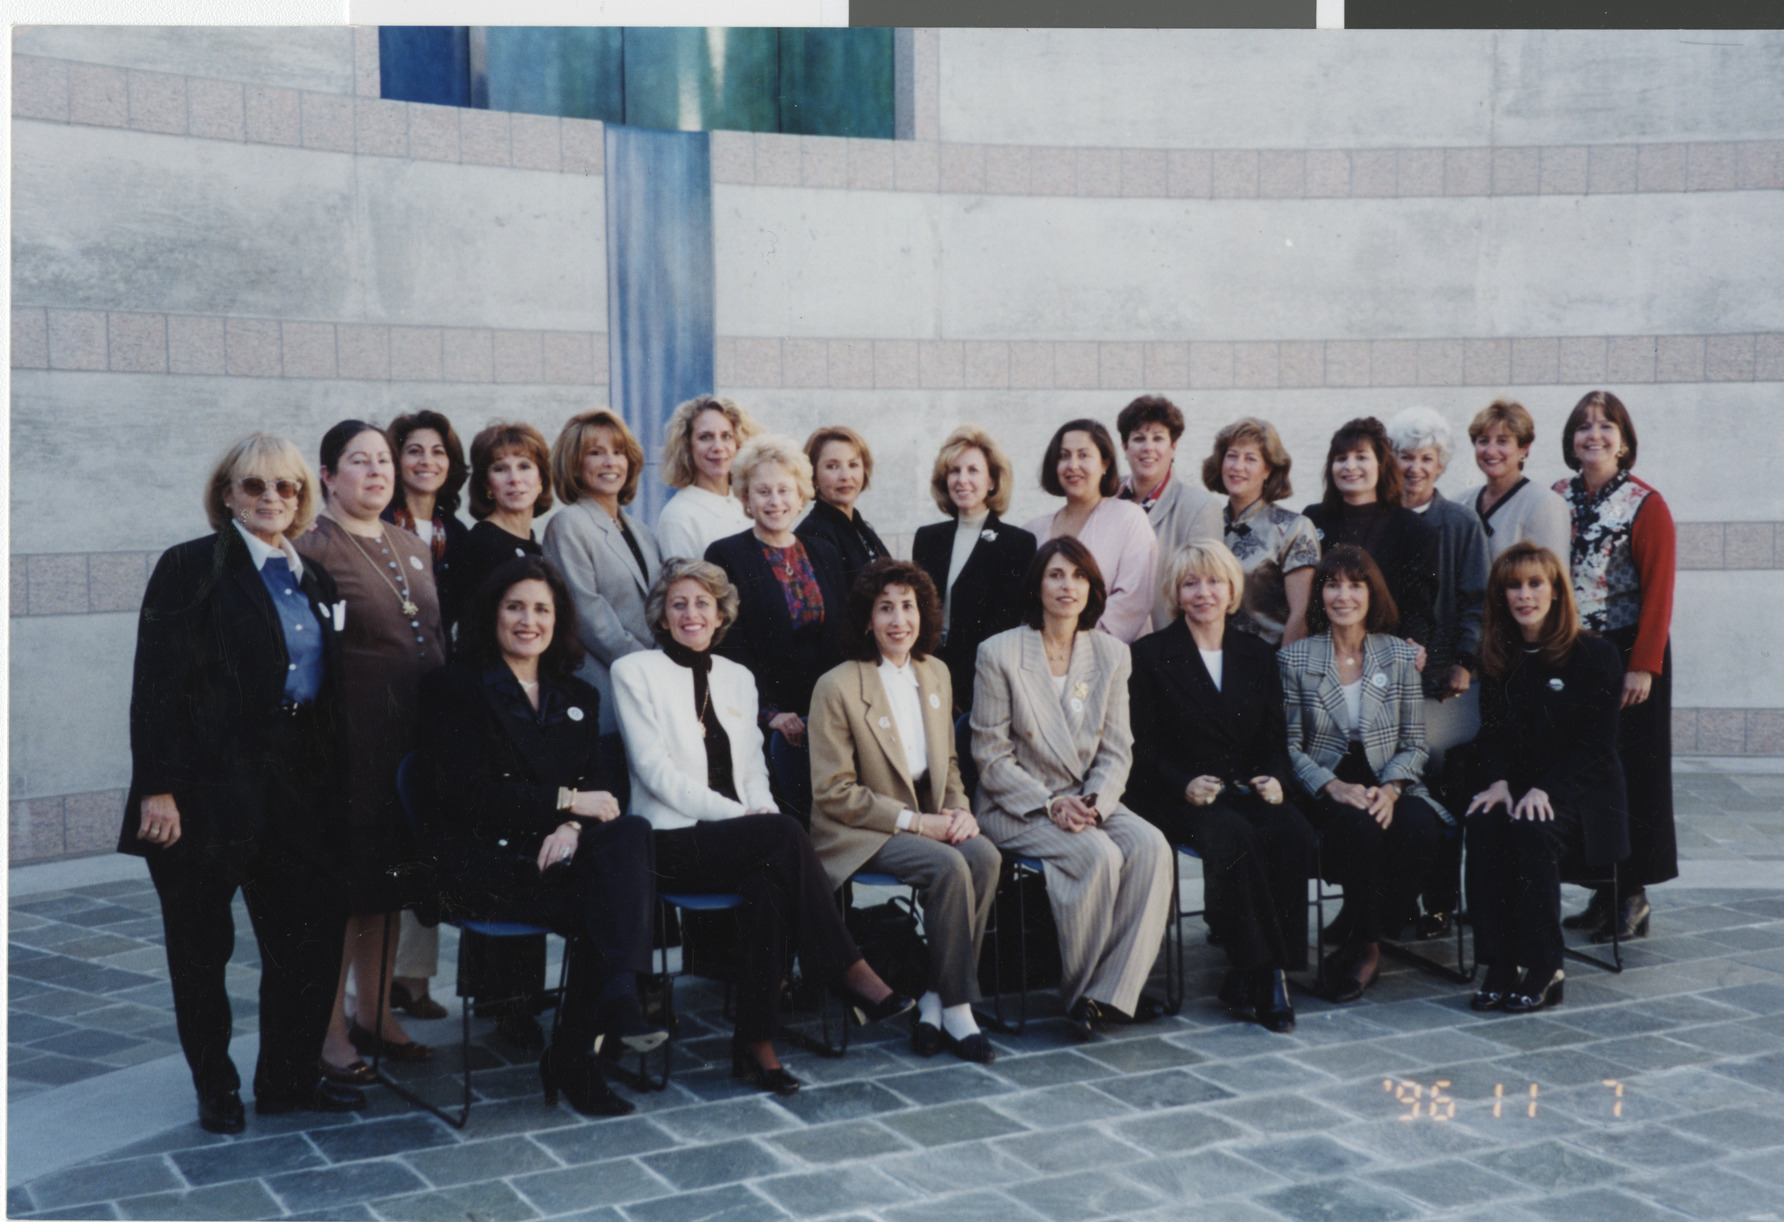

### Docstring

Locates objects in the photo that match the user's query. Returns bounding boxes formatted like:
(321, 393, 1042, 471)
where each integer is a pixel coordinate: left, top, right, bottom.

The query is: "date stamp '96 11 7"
(1384, 1078, 1626, 1120)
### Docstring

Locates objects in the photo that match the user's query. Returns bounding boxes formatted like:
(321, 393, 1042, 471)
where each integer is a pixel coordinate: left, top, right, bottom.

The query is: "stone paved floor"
(8, 768, 1784, 1222)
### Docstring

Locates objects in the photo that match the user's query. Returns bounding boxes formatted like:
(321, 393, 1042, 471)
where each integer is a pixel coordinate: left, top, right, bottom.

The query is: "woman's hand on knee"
(1468, 780, 1513, 816)
(536, 823, 581, 873)
(1364, 783, 1400, 828)
(1184, 776, 1223, 807)
(941, 808, 980, 842)
(1322, 780, 1372, 811)
(1512, 787, 1554, 822)
(1249, 776, 1284, 806)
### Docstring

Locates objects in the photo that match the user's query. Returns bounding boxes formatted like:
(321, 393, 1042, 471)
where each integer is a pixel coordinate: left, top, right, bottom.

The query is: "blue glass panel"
(778, 28, 894, 139)
(379, 27, 470, 107)
(604, 125, 715, 522)
(484, 27, 624, 122)
(622, 28, 780, 134)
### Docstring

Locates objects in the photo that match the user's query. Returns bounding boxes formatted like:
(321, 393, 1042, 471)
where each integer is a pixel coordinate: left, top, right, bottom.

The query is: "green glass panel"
(485, 27, 623, 122)
(778, 28, 894, 139)
(621, 27, 779, 134)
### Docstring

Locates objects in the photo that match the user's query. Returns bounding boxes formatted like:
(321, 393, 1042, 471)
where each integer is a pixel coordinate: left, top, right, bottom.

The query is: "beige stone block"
(245, 85, 300, 146)
(1120, 148, 1167, 198)
(1675, 521, 1724, 570)
(1030, 147, 1077, 197)
(168, 315, 226, 375)
(27, 554, 87, 615)
(508, 115, 560, 172)
(11, 797, 66, 862)
(918, 340, 964, 389)
(708, 130, 754, 184)
(1463, 338, 1511, 386)
(757, 132, 808, 188)
(1538, 146, 1587, 195)
(1698, 708, 1745, 755)
(13, 55, 69, 122)
(732, 338, 783, 387)
(893, 141, 940, 192)
(1396, 148, 1444, 197)
(962, 341, 1009, 389)
(442, 328, 494, 381)
(1443, 147, 1490, 196)
(561, 118, 604, 176)
(350, 96, 405, 157)
(873, 340, 919, 388)
(459, 109, 511, 167)
(801, 136, 848, 189)
(1325, 340, 1371, 387)
(492, 330, 542, 384)
(279, 321, 335, 379)
(1075, 147, 1121, 197)
(983, 145, 1031, 195)
(1587, 145, 1637, 194)
(1369, 340, 1417, 386)
(1705, 334, 1756, 382)
(1232, 342, 1279, 389)
(713, 336, 737, 386)
(389, 326, 443, 381)
(48, 309, 107, 371)
(827, 339, 875, 388)
(13, 308, 48, 369)
(1211, 150, 1258, 199)
(1736, 140, 1784, 190)
(65, 790, 126, 855)
(1655, 335, 1704, 382)
(107, 312, 166, 374)
(10, 554, 26, 614)
(354, 25, 381, 97)
(1558, 336, 1607, 384)
(1415, 338, 1464, 387)
(1257, 150, 1304, 199)
(1746, 709, 1784, 755)
(1167, 149, 1212, 198)
(1756, 334, 1784, 382)
(847, 138, 894, 191)
(1098, 342, 1143, 389)
(542, 331, 596, 385)
(1491, 147, 1540, 195)
(1670, 708, 1700, 754)
(1636, 143, 1687, 192)
(1009, 341, 1053, 389)
(1053, 341, 1099, 389)
(1510, 337, 1559, 385)
(1724, 522, 1774, 569)
(1305, 149, 1350, 197)
(336, 324, 390, 380)
(406, 102, 458, 163)
(783, 338, 829, 388)
(297, 90, 352, 152)
(939, 143, 986, 195)
(68, 62, 127, 128)
(1350, 149, 1397, 198)
(1688, 142, 1741, 192)
(1279, 341, 1325, 388)
(184, 76, 243, 142)
(1144, 342, 1189, 388)
(224, 318, 281, 377)
(1189, 342, 1236, 389)
(87, 554, 149, 612)
(127, 70, 186, 135)
(1606, 335, 1657, 383)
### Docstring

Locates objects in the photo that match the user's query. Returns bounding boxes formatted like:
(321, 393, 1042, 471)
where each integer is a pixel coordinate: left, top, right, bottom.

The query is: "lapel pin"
(332, 601, 347, 631)
(567, 706, 584, 721)
(1372, 672, 1388, 687)
(878, 716, 891, 729)
(980, 528, 997, 542)
(928, 692, 942, 709)
(1070, 697, 1085, 713)
(409, 555, 425, 571)
(1073, 681, 1089, 699)
(1548, 677, 1565, 691)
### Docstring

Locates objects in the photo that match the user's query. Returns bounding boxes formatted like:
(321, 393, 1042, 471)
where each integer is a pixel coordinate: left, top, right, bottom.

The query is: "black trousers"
(1607, 627, 1676, 890)
(1465, 800, 1587, 977)
(1301, 746, 1443, 945)
(471, 814, 656, 1056)
(654, 814, 861, 1043)
(1143, 791, 1314, 972)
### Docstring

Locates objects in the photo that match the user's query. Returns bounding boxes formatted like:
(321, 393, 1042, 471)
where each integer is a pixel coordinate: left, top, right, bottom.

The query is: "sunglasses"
(237, 477, 303, 500)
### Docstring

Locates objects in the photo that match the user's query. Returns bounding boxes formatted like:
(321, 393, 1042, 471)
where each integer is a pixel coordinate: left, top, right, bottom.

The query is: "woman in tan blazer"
(810, 560, 1002, 1062)
(970, 537, 1175, 1040)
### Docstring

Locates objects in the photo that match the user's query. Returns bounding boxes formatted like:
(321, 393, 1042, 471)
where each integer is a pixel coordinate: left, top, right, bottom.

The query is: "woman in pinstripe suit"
(971, 537, 1175, 1040)
(1278, 545, 1446, 1003)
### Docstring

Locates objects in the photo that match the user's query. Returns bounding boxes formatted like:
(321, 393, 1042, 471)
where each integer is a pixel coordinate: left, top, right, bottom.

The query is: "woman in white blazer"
(612, 559, 913, 1097)
(543, 411, 661, 738)
(971, 537, 1174, 1040)
(1278, 545, 1446, 1004)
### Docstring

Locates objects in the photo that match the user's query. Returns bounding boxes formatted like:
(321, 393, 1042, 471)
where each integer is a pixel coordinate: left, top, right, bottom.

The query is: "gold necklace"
(341, 521, 420, 619)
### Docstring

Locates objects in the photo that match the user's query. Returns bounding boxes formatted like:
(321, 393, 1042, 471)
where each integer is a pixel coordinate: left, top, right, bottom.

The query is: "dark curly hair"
(1302, 544, 1400, 636)
(845, 559, 943, 663)
(1020, 536, 1108, 633)
(388, 410, 469, 516)
(459, 556, 584, 679)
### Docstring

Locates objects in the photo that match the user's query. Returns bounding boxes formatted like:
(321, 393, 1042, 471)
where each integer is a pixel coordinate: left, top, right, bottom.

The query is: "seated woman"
(420, 557, 663, 1118)
(1466, 542, 1628, 1014)
(809, 560, 1003, 1063)
(612, 560, 914, 1096)
(971, 538, 1175, 1040)
(1278, 546, 1446, 1003)
(1129, 542, 1314, 1033)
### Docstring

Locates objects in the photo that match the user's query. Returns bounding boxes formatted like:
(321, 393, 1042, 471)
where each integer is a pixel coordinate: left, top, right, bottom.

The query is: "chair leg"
(1163, 863, 1183, 1016)
(1563, 863, 1625, 974)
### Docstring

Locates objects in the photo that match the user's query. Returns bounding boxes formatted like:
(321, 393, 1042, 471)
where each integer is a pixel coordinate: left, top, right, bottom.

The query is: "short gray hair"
(646, 558, 741, 648)
(1386, 406, 1454, 468)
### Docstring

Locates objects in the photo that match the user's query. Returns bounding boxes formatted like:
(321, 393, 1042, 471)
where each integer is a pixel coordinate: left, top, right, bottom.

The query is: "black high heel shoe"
(839, 987, 915, 1028)
(1563, 887, 1613, 932)
(1592, 892, 1651, 944)
(731, 1038, 801, 1096)
(1256, 969, 1296, 1033)
(540, 1045, 634, 1116)
(1471, 963, 1520, 1012)
(1502, 969, 1565, 1014)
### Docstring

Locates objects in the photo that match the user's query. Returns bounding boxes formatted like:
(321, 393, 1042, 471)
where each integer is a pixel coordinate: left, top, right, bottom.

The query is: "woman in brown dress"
(296, 420, 448, 1081)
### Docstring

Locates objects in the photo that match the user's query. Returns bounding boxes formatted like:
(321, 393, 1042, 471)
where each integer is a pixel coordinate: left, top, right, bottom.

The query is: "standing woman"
(296, 421, 447, 1079)
(1467, 400, 1572, 563)
(971, 538, 1175, 1039)
(809, 561, 1003, 1062)
(1279, 546, 1444, 1003)
(704, 435, 849, 824)
(1129, 542, 1313, 1032)
(655, 394, 760, 561)
(796, 426, 890, 589)
(455, 422, 554, 641)
(1304, 417, 1439, 651)
(1116, 395, 1225, 632)
(124, 434, 360, 1130)
(543, 410, 660, 739)
(1201, 418, 1321, 649)
(1553, 390, 1676, 943)
(1466, 543, 1628, 1013)
(1023, 419, 1159, 644)
(911, 427, 1037, 713)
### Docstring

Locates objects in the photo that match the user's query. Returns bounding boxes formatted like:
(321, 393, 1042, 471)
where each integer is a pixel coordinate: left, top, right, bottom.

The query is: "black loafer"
(1502, 969, 1565, 1014)
(1065, 996, 1104, 1042)
(198, 1089, 246, 1134)
(912, 1019, 943, 1057)
(841, 989, 916, 1028)
(255, 1080, 367, 1115)
(944, 1030, 996, 1064)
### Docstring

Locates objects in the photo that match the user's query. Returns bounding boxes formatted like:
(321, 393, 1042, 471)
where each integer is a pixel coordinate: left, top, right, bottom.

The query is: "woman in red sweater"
(1553, 390, 1676, 943)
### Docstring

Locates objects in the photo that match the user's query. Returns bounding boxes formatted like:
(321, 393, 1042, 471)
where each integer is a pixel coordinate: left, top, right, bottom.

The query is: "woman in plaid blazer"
(1278, 546, 1447, 1003)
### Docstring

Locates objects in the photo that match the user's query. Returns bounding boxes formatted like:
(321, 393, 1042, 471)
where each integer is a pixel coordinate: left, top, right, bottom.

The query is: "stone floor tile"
(768, 1118, 914, 1164)
(172, 1133, 324, 1185)
(878, 1139, 1037, 1196)
(640, 1136, 788, 1191)
(649, 1096, 800, 1144)
(510, 1159, 670, 1214)
(1088, 1066, 1236, 1111)
(1211, 1091, 1354, 1136)
(877, 1099, 1028, 1147)
(1367, 1156, 1530, 1208)
(1667, 1018, 1784, 1056)
(308, 1115, 458, 1163)
(1255, 1177, 1421, 1221)
(1001, 1168, 1163, 1221)
(1550, 1006, 1679, 1039)
(989, 1049, 1113, 1089)
(1194, 1052, 1336, 1093)
(1564, 1122, 1721, 1169)
(766, 1078, 908, 1124)
(1469, 1139, 1624, 1191)
(267, 1160, 431, 1214)
(399, 1134, 560, 1188)
(31, 1028, 146, 1060)
(880, 1062, 1012, 1104)
(1078, 1034, 1205, 1073)
(752, 1165, 916, 1218)
(531, 1116, 681, 1165)
(885, 1188, 1049, 1222)
(986, 1081, 1136, 1129)
(1490, 1047, 1632, 1087)
(1230, 1133, 1378, 1181)
(1121, 1146, 1286, 1200)
(370, 1179, 539, 1222)
(622, 1183, 786, 1222)
(23, 1204, 123, 1219)
(1592, 1033, 1720, 1073)
(1724, 1148, 1784, 1186)
(10, 1052, 115, 1087)
(1114, 1106, 1248, 1155)
(1522, 1186, 1693, 1222)
(1670, 1104, 1784, 1148)
(114, 1178, 284, 1220)
(1703, 980, 1784, 1013)
(1370, 1028, 1511, 1066)
(993, 1124, 1150, 1173)
(1634, 1063, 1781, 1111)
(286, 1206, 376, 1221)
(25, 1157, 182, 1212)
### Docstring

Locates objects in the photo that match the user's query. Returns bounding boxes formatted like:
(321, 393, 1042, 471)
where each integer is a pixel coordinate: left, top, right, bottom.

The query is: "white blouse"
(877, 657, 929, 786)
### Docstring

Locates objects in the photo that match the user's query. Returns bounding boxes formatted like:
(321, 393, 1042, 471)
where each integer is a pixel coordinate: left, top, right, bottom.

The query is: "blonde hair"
(804, 426, 875, 495)
(730, 434, 814, 515)
(1161, 540, 1245, 621)
(928, 425, 1014, 517)
(660, 395, 761, 489)
(552, 409, 644, 506)
(646, 558, 741, 647)
(205, 434, 319, 538)
(1201, 417, 1294, 503)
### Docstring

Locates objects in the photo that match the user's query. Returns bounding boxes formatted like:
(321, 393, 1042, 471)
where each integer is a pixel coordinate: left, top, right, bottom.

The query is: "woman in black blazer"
(1130, 541, 1314, 1032)
(420, 556, 662, 1117)
(705, 435, 848, 823)
(384, 410, 472, 632)
(1465, 542, 1628, 1014)
(795, 425, 890, 589)
(122, 435, 358, 1133)
(911, 426, 1037, 713)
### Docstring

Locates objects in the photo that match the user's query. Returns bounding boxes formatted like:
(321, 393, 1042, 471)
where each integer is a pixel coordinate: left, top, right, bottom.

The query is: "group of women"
(124, 385, 1675, 1132)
